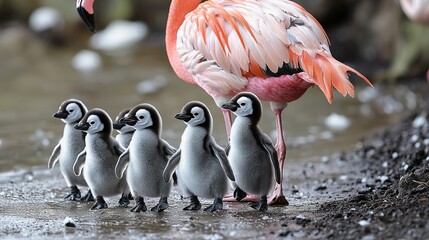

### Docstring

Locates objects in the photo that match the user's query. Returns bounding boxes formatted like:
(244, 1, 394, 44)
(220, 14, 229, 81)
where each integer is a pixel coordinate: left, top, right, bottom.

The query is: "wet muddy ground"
(1, 31, 428, 238)
(1, 83, 429, 239)
(296, 94, 429, 240)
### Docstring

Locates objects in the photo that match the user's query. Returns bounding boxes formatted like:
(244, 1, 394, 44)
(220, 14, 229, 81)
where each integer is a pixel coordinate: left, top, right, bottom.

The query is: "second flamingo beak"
(77, 0, 96, 32)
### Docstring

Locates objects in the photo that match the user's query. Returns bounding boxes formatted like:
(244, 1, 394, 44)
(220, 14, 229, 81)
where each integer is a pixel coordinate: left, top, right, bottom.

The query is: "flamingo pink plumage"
(76, 0, 372, 206)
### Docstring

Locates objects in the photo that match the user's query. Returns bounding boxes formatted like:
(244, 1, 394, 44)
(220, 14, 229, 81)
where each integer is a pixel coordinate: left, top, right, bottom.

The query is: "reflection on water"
(0, 41, 426, 175)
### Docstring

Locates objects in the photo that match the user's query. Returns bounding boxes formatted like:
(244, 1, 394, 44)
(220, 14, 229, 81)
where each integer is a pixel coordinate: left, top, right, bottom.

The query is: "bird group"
(75, 0, 373, 206)
(49, 92, 281, 212)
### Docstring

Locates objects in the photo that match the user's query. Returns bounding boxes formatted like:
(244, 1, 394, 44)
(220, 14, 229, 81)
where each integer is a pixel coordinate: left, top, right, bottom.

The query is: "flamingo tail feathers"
(300, 51, 373, 104)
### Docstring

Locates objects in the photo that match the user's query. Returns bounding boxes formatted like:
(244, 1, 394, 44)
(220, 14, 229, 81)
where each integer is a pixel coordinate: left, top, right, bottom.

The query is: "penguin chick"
(163, 101, 235, 212)
(73, 108, 131, 210)
(49, 99, 94, 202)
(222, 92, 281, 211)
(115, 103, 176, 213)
(113, 108, 135, 148)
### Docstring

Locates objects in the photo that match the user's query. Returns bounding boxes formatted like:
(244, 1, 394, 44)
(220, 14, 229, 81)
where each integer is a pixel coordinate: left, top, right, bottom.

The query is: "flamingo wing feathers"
(177, 0, 371, 103)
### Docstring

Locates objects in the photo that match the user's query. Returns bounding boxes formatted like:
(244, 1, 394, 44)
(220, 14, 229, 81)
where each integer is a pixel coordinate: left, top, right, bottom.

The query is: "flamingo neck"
(166, 0, 200, 84)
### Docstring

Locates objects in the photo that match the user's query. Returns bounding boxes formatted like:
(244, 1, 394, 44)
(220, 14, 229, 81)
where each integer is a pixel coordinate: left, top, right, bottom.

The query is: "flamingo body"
(168, 0, 371, 107)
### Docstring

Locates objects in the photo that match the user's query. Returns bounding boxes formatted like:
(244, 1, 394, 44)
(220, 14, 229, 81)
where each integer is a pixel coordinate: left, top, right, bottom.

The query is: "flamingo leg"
(268, 108, 289, 206)
(222, 108, 232, 138)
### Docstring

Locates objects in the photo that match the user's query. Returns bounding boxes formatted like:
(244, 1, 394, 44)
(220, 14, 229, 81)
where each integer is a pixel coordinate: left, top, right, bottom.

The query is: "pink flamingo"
(76, 0, 372, 205)
(399, 0, 429, 80)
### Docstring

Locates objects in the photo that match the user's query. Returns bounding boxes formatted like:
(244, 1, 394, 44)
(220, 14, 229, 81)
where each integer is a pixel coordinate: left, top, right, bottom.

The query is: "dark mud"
(283, 93, 429, 239)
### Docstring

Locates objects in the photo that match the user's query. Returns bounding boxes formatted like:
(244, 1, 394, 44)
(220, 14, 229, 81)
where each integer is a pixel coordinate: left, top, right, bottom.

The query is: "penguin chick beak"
(53, 111, 68, 119)
(74, 122, 90, 131)
(175, 113, 192, 122)
(122, 116, 138, 126)
(112, 121, 124, 130)
(221, 102, 239, 112)
(76, 0, 96, 32)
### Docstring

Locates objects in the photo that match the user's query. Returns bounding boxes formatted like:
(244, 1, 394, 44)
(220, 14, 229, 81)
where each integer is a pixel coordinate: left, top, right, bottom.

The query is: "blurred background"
(0, 0, 428, 175)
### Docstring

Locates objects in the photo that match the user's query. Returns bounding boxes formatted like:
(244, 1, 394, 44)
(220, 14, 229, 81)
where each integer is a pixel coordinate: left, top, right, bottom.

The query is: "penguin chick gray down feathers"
(163, 101, 235, 212)
(73, 108, 131, 210)
(222, 92, 281, 211)
(49, 99, 93, 202)
(115, 103, 176, 213)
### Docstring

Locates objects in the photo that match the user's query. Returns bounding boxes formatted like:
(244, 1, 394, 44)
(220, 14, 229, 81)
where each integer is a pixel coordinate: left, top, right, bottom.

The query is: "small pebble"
(324, 113, 351, 131)
(412, 115, 427, 128)
(380, 176, 389, 183)
(358, 220, 370, 227)
(63, 217, 76, 228)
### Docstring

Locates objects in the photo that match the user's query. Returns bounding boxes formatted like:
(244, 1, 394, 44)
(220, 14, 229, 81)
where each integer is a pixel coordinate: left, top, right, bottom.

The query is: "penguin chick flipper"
(203, 198, 223, 212)
(225, 142, 230, 155)
(113, 139, 126, 156)
(91, 196, 108, 210)
(260, 134, 281, 184)
(163, 149, 181, 182)
(73, 150, 86, 176)
(115, 149, 130, 179)
(250, 196, 268, 211)
(210, 140, 235, 181)
(161, 139, 177, 156)
(151, 197, 169, 212)
(48, 142, 61, 169)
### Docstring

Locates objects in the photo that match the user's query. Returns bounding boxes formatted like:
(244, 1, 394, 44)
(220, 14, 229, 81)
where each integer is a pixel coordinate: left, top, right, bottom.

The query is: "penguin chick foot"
(183, 196, 201, 211)
(204, 198, 223, 212)
(64, 186, 81, 201)
(250, 196, 268, 211)
(118, 193, 131, 207)
(91, 196, 108, 210)
(130, 197, 147, 212)
(151, 197, 168, 212)
(233, 188, 247, 202)
(81, 189, 95, 202)
(223, 193, 260, 202)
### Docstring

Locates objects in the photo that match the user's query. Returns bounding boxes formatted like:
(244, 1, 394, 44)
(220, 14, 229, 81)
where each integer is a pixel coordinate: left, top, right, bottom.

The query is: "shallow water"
(0, 38, 427, 238)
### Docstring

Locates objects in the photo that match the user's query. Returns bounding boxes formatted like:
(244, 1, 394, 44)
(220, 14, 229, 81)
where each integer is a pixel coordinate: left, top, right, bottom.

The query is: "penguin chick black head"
(53, 99, 88, 124)
(124, 103, 162, 134)
(222, 92, 262, 122)
(175, 101, 212, 131)
(113, 108, 134, 133)
(74, 108, 112, 135)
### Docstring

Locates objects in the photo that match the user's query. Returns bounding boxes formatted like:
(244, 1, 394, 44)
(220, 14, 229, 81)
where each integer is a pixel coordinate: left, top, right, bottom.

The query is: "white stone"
(324, 113, 350, 131)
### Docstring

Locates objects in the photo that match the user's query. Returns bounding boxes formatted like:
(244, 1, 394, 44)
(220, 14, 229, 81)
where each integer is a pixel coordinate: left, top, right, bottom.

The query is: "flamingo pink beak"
(76, 0, 96, 32)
